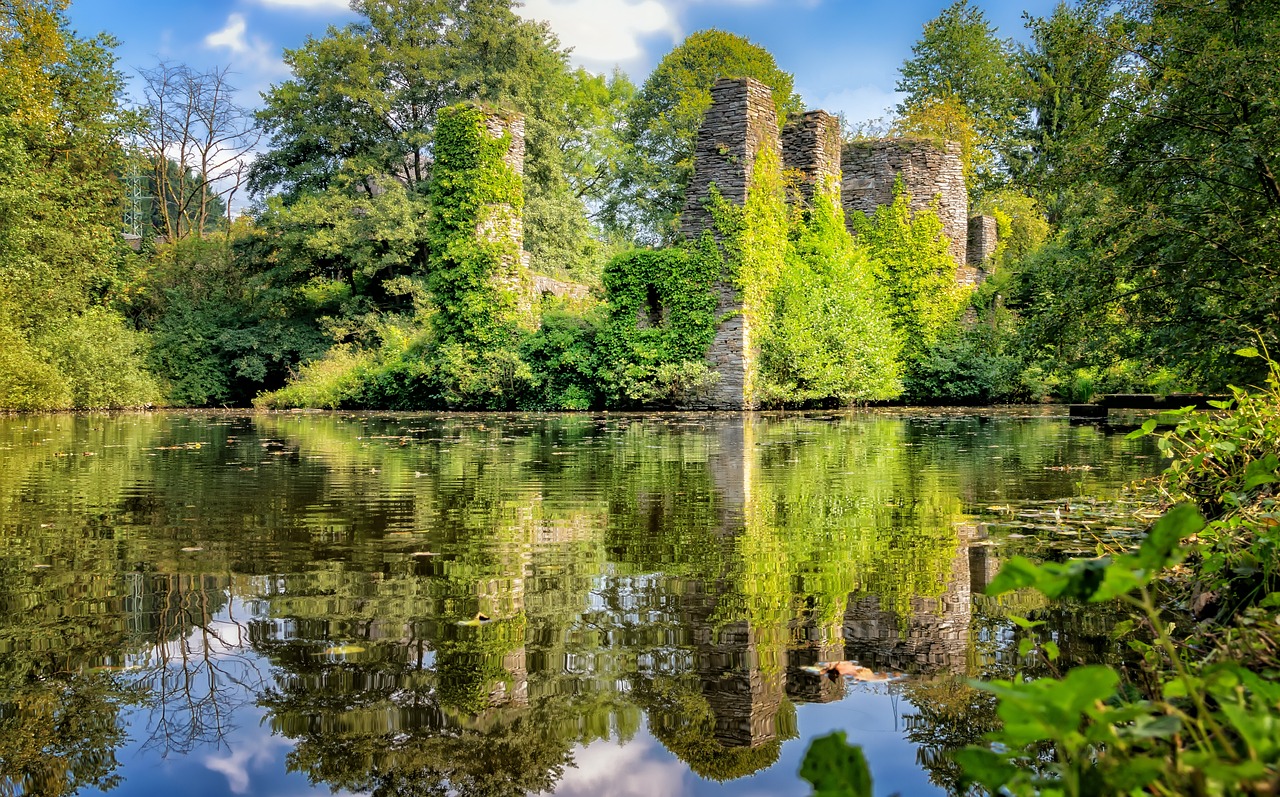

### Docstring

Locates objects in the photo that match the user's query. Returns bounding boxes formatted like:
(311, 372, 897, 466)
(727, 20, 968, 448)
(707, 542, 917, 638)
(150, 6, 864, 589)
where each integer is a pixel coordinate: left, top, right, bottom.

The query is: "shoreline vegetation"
(803, 350, 1280, 796)
(3, 1, 1277, 414)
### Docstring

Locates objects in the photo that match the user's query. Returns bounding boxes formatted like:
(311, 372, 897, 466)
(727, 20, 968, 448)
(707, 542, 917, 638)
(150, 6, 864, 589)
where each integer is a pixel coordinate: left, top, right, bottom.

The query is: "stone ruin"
(466, 84, 998, 408)
(676, 77, 999, 409)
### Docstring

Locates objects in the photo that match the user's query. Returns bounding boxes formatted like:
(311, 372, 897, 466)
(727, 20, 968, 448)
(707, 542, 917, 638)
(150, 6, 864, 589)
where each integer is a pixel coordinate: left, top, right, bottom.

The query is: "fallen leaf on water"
(180, 546, 203, 553)
(411, 551, 439, 557)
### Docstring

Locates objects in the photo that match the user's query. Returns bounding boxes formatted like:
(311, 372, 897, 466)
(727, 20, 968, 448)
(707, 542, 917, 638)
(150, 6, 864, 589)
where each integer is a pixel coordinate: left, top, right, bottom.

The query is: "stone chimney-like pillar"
(782, 110, 842, 208)
(681, 78, 780, 410)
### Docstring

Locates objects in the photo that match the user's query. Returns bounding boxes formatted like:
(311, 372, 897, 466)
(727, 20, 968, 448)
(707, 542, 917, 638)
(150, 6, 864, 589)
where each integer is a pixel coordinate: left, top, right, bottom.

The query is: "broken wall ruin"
(840, 139, 970, 266)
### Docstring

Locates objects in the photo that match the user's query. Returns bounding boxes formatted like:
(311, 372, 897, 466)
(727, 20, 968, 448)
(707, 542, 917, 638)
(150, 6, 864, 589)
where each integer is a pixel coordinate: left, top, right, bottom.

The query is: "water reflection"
(0, 410, 1159, 796)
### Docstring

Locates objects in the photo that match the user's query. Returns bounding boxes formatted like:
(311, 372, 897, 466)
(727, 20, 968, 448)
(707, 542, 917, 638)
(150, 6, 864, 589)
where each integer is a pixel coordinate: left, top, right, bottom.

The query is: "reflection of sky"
(546, 689, 941, 797)
(81, 703, 365, 797)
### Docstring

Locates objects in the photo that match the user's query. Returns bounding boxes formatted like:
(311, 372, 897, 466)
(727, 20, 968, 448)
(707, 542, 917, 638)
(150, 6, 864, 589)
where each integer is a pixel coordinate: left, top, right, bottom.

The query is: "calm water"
(0, 410, 1163, 797)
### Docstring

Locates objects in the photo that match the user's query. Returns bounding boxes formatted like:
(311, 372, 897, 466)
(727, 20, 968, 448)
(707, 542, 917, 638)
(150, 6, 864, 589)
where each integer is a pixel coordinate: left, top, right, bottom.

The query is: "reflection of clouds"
(549, 737, 688, 797)
(203, 729, 292, 794)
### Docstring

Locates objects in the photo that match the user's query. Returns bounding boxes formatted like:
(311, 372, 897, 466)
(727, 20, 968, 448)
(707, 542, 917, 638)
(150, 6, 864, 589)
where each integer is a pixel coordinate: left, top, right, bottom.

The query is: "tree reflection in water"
(0, 411, 1159, 795)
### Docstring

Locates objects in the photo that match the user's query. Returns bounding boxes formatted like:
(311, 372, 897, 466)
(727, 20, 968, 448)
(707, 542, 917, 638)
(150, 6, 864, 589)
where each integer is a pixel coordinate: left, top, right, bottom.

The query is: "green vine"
(426, 103, 526, 349)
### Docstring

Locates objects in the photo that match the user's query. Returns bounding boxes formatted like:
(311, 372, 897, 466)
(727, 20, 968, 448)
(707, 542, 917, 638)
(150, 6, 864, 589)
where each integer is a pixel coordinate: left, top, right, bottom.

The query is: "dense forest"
(1, 0, 1277, 411)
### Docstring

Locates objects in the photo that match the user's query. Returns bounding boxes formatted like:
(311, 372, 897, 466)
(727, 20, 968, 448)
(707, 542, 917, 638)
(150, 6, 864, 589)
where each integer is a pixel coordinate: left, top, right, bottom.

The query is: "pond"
(0, 409, 1164, 797)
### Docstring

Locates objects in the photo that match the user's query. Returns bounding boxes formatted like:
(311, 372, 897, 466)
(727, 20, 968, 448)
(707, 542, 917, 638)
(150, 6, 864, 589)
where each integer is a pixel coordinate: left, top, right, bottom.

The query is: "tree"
(248, 0, 595, 278)
(603, 29, 803, 243)
(896, 0, 1022, 188)
(1016, 0, 1280, 389)
(1014, 0, 1135, 209)
(135, 62, 259, 240)
(0, 0, 159, 409)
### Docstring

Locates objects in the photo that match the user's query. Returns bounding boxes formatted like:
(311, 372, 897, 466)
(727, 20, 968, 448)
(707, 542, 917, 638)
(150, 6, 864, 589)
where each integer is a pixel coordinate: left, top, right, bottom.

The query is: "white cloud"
(203, 731, 293, 794)
(517, 0, 680, 70)
(203, 13, 288, 81)
(546, 737, 689, 797)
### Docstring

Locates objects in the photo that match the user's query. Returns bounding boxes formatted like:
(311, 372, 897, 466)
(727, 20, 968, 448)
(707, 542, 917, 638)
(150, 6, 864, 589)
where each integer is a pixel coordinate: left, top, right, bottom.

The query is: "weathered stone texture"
(842, 139, 969, 266)
(782, 110, 842, 207)
(963, 214, 998, 287)
(679, 78, 779, 411)
(680, 78, 780, 240)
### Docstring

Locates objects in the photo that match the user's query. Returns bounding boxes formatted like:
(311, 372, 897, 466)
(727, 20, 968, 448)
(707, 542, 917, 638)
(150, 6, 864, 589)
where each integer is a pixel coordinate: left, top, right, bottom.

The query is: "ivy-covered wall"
(427, 103, 530, 349)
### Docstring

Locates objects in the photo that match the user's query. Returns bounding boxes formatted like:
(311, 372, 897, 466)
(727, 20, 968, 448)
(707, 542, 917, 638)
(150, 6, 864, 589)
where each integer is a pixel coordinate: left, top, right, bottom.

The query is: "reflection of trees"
(0, 410, 1162, 795)
(130, 573, 263, 755)
(0, 673, 133, 797)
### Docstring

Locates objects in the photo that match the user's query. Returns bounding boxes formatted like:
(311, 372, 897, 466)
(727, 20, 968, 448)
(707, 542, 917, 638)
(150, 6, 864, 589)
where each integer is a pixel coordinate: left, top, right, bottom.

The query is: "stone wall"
(781, 110, 842, 208)
(841, 139, 969, 267)
(680, 78, 780, 411)
(963, 214, 998, 286)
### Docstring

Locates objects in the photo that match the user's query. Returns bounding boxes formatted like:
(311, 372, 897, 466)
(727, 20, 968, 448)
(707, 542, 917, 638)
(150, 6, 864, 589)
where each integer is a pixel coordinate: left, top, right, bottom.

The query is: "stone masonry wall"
(841, 139, 969, 267)
(964, 214, 998, 286)
(680, 78, 779, 410)
(781, 110, 842, 208)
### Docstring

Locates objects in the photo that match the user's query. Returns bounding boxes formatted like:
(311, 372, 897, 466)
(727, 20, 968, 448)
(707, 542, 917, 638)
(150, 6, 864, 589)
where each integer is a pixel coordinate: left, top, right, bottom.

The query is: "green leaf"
(1136, 503, 1204, 572)
(1010, 615, 1045, 630)
(1042, 640, 1060, 661)
(1235, 347, 1260, 358)
(1126, 418, 1159, 439)
(1125, 714, 1182, 739)
(799, 731, 873, 797)
(1242, 454, 1279, 491)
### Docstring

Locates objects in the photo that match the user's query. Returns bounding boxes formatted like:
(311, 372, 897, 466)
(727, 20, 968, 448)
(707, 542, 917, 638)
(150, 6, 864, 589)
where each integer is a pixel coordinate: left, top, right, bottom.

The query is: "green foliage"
(37, 308, 160, 409)
(519, 307, 603, 410)
(606, 29, 803, 242)
(851, 181, 968, 367)
(1011, 0, 1280, 389)
(757, 182, 902, 405)
(598, 245, 722, 407)
(800, 732, 873, 797)
(0, 323, 72, 410)
(428, 104, 525, 348)
(896, 0, 1022, 189)
(953, 362, 1280, 796)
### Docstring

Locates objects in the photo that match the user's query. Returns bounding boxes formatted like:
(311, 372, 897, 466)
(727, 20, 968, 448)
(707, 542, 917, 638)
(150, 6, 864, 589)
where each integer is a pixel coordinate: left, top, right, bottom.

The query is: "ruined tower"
(781, 110, 842, 208)
(680, 77, 780, 411)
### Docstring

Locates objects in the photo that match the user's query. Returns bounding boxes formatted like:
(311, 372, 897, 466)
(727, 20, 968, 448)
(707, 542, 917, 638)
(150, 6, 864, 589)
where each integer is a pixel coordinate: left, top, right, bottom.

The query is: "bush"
(37, 309, 159, 409)
(0, 324, 72, 410)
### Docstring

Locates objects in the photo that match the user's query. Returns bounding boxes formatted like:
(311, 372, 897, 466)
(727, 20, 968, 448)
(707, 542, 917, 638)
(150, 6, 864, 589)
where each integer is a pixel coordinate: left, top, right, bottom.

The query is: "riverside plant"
(800, 347, 1280, 797)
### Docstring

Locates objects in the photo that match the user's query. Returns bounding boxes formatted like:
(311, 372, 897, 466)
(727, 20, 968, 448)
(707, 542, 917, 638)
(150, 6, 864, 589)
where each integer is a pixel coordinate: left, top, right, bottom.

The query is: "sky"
(64, 0, 1063, 126)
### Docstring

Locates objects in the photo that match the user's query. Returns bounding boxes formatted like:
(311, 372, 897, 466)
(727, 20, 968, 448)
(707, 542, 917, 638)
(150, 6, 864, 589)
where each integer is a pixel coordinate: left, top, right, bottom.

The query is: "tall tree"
(896, 0, 1022, 188)
(135, 62, 259, 240)
(1015, 0, 1135, 209)
(603, 29, 803, 243)
(1017, 0, 1280, 388)
(248, 0, 593, 278)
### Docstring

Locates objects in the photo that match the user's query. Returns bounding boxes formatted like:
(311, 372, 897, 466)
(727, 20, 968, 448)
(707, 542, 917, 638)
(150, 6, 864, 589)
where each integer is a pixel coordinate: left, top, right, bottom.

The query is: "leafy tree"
(896, 0, 1022, 188)
(851, 184, 968, 366)
(249, 0, 595, 278)
(0, 0, 158, 409)
(1014, 0, 1135, 210)
(604, 29, 803, 243)
(891, 93, 988, 185)
(1016, 0, 1280, 389)
(757, 185, 902, 405)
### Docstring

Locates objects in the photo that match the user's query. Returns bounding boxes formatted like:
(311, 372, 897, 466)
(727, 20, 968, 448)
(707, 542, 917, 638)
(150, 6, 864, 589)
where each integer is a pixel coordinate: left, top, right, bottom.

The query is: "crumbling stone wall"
(964, 214, 998, 286)
(841, 139, 969, 266)
(782, 110, 842, 207)
(680, 78, 780, 410)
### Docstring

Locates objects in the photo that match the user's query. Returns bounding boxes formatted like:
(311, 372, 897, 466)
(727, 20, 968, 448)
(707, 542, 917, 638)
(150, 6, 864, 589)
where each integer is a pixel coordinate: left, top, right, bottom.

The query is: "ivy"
(597, 240, 723, 406)
(426, 103, 527, 350)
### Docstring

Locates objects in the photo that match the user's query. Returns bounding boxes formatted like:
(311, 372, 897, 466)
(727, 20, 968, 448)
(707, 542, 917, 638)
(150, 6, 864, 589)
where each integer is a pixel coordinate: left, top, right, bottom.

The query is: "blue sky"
(65, 0, 1060, 125)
